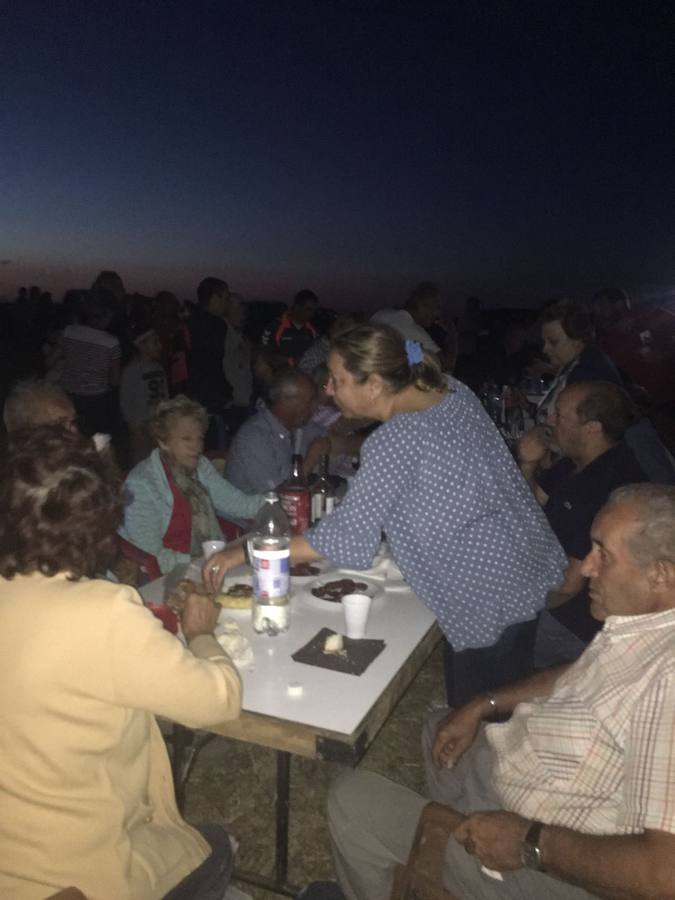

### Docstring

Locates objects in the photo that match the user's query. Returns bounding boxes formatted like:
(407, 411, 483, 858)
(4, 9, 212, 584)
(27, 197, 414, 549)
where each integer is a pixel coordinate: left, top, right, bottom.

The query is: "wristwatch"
(520, 820, 545, 870)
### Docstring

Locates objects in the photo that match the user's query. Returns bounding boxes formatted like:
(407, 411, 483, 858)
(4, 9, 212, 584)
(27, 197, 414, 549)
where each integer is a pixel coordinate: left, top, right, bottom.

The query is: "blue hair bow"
(405, 339, 424, 366)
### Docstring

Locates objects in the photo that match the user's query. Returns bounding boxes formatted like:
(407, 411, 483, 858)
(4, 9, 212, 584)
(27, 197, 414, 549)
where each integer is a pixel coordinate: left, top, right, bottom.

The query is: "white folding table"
(141, 569, 440, 895)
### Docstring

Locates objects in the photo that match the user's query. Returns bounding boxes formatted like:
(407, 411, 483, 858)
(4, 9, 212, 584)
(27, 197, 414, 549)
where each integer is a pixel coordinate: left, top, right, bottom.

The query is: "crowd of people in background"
(2, 273, 673, 464)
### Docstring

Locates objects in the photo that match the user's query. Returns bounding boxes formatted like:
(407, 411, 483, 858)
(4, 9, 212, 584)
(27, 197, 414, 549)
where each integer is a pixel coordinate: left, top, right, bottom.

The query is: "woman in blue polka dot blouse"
(206, 323, 566, 704)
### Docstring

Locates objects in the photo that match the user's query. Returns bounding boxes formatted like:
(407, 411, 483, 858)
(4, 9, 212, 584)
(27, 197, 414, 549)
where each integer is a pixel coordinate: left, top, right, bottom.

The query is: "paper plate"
(216, 566, 254, 619)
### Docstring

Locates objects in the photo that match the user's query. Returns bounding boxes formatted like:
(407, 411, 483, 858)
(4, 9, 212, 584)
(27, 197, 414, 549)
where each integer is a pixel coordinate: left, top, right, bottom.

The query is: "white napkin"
(215, 617, 254, 669)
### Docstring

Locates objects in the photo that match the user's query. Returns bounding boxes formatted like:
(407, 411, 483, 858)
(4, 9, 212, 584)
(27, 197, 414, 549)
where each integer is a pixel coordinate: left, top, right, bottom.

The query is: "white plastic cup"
(342, 592, 372, 639)
(202, 540, 226, 560)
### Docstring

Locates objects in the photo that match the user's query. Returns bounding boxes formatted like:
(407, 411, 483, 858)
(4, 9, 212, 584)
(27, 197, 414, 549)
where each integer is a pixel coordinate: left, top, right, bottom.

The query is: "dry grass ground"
(182, 642, 446, 899)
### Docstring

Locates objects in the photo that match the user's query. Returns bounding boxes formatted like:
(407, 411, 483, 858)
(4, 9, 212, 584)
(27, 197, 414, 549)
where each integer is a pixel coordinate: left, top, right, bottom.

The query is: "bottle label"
(311, 491, 336, 523)
(279, 490, 310, 535)
(251, 548, 290, 598)
(311, 493, 324, 523)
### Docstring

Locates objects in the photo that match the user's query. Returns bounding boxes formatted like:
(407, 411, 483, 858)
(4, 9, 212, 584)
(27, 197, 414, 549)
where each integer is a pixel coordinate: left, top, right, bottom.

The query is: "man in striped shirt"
(59, 290, 121, 435)
(324, 484, 675, 900)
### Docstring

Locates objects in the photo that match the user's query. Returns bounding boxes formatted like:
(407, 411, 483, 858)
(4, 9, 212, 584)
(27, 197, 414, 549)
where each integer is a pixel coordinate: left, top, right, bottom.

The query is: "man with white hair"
(371, 281, 442, 356)
(224, 369, 326, 494)
(3, 380, 79, 433)
(306, 484, 675, 900)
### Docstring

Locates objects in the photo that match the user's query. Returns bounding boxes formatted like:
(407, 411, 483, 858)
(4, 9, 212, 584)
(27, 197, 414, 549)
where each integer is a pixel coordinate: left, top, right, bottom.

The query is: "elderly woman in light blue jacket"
(120, 395, 262, 573)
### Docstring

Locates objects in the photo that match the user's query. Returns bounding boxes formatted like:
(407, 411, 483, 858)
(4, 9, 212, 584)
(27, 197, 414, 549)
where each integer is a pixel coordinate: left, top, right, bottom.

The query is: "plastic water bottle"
(249, 492, 291, 634)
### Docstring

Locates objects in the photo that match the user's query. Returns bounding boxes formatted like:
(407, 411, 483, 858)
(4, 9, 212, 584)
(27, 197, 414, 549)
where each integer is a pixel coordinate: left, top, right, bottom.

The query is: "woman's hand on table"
(431, 698, 486, 769)
(181, 591, 220, 643)
(203, 546, 245, 593)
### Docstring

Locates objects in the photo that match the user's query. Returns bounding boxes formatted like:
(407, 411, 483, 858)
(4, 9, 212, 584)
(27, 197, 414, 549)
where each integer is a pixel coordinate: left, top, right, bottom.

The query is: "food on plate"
(222, 583, 253, 598)
(216, 583, 253, 609)
(311, 578, 368, 602)
(290, 563, 321, 577)
(166, 577, 253, 611)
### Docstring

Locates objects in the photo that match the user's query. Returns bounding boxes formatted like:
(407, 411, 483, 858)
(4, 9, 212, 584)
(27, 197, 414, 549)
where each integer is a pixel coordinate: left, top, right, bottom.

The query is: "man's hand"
(453, 811, 530, 871)
(203, 545, 245, 593)
(303, 435, 331, 477)
(431, 698, 485, 768)
(517, 426, 550, 466)
(181, 591, 219, 643)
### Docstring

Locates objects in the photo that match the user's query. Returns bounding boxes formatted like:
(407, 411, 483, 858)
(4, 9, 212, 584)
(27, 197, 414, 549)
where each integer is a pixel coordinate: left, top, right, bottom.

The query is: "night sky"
(2, 1, 674, 311)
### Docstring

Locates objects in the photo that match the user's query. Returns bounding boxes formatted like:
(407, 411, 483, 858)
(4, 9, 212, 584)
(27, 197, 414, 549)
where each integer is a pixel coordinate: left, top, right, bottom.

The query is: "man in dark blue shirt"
(519, 380, 646, 665)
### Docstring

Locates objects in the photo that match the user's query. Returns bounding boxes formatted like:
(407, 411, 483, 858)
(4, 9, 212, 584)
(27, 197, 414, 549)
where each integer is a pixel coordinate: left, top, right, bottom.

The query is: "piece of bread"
(216, 583, 253, 609)
(323, 633, 344, 654)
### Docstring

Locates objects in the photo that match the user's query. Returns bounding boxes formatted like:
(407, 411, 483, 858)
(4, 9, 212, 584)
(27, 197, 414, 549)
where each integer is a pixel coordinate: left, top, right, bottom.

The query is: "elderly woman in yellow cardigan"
(0, 425, 241, 900)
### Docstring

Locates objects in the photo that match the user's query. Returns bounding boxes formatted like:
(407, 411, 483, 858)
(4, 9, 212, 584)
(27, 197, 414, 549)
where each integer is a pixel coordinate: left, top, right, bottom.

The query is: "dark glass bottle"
(310, 454, 335, 523)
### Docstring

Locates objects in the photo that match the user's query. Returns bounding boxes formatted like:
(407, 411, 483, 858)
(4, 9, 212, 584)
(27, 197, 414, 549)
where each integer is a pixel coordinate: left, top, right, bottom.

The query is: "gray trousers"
(327, 711, 598, 900)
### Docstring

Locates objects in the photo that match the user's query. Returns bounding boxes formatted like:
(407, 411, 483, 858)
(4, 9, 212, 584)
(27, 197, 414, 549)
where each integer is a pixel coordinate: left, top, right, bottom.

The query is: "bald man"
(3, 380, 79, 433)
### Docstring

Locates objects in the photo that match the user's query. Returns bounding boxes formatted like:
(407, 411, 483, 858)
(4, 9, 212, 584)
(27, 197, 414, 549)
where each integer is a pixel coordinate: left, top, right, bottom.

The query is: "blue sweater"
(120, 449, 263, 573)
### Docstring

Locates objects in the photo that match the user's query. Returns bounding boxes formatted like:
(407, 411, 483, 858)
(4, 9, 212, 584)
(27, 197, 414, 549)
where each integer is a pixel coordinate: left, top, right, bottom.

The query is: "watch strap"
(523, 820, 545, 870)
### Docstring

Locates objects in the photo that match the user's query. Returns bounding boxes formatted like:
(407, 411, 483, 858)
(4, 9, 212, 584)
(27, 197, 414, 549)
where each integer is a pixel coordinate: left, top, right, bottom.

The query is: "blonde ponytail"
(331, 324, 446, 394)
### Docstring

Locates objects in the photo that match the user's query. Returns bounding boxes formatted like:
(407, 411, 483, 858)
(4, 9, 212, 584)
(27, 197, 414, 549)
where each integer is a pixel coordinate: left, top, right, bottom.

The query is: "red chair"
(117, 521, 241, 583)
(217, 517, 243, 541)
(117, 534, 162, 581)
(204, 447, 227, 475)
(144, 601, 180, 634)
(204, 448, 227, 462)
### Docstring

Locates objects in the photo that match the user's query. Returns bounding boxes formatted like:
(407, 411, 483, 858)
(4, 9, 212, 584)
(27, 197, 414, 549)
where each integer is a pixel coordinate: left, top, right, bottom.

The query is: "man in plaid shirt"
(323, 483, 675, 900)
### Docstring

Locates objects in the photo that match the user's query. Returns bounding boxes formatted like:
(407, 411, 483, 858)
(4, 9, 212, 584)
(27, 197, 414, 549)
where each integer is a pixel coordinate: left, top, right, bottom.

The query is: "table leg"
(171, 724, 190, 813)
(233, 749, 298, 897)
(275, 750, 291, 885)
(168, 725, 297, 894)
(170, 725, 216, 815)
